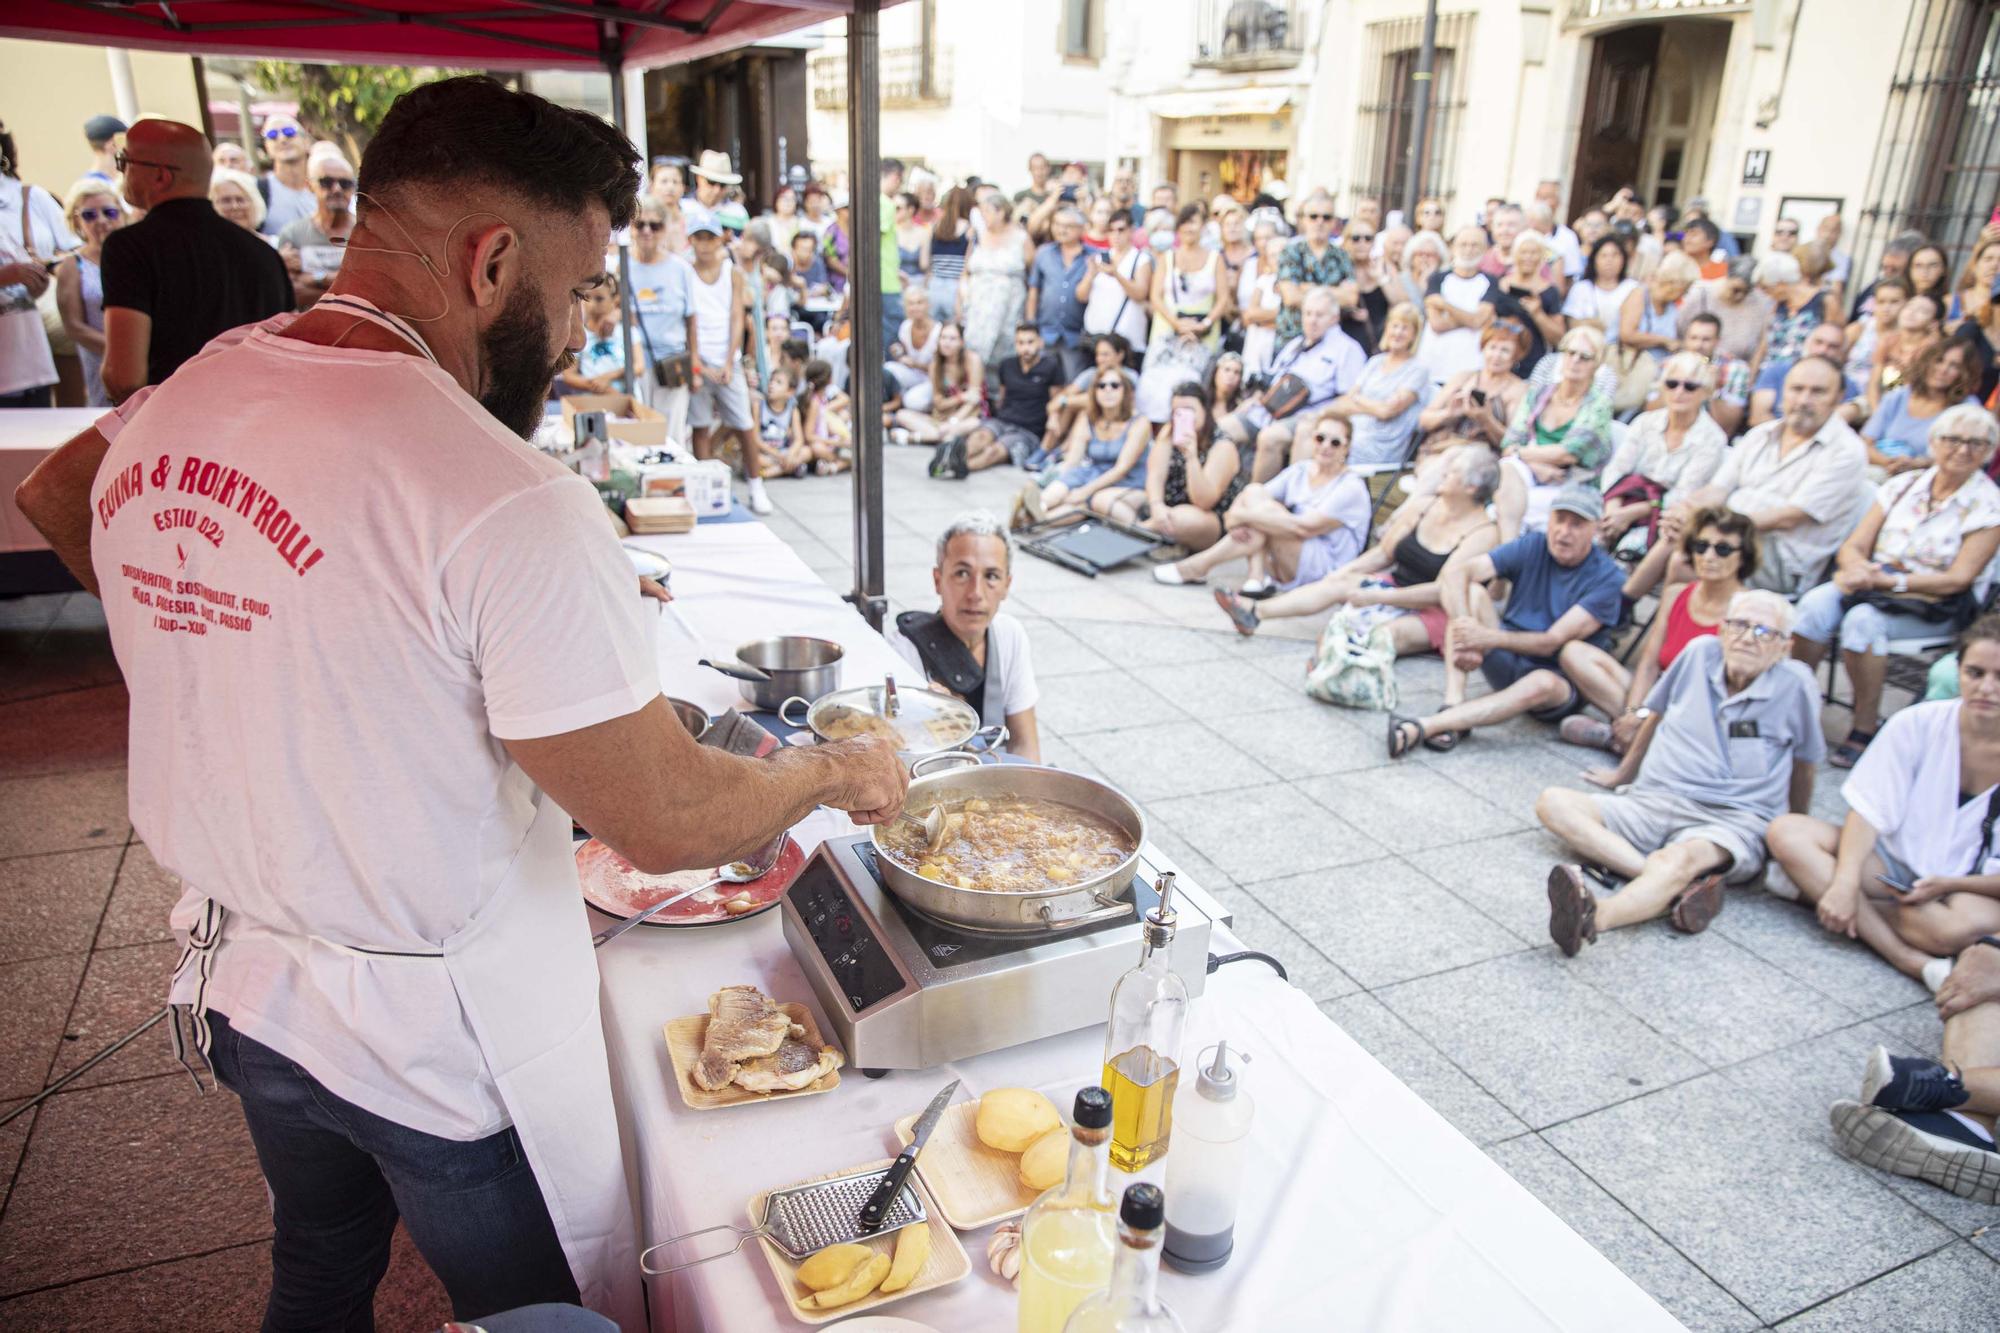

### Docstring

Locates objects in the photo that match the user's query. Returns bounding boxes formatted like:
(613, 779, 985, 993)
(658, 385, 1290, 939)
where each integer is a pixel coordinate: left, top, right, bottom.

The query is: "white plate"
(823, 1317, 941, 1332)
(623, 545, 673, 581)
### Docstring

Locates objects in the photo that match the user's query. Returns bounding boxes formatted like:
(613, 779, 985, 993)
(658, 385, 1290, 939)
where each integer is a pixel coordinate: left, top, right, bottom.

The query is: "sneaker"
(888, 426, 913, 446)
(1830, 1100, 2000, 1204)
(928, 438, 969, 480)
(746, 477, 773, 516)
(1860, 1045, 1969, 1112)
(1558, 715, 1615, 752)
(1922, 956, 1954, 995)
(1763, 860, 1802, 902)
(1153, 562, 1202, 587)
(1547, 864, 1598, 957)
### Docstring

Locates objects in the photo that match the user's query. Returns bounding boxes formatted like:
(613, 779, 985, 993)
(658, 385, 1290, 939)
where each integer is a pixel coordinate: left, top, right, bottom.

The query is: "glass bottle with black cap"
(1062, 1182, 1187, 1332)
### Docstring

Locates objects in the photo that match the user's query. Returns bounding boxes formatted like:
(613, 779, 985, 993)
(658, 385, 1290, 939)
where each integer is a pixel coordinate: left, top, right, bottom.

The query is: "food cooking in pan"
(878, 795, 1133, 892)
(815, 704, 963, 748)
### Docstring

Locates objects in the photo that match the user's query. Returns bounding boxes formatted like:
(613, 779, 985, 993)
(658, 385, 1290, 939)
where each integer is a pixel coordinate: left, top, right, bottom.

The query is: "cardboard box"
(624, 496, 697, 534)
(561, 392, 667, 447)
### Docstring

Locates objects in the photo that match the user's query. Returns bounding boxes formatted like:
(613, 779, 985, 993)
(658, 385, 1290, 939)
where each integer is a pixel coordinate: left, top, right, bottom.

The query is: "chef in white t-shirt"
(885, 512, 1043, 762)
(13, 78, 904, 1331)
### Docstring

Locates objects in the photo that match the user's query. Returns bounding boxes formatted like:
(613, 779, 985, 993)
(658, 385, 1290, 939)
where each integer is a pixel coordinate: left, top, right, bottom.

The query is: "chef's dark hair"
(358, 75, 639, 231)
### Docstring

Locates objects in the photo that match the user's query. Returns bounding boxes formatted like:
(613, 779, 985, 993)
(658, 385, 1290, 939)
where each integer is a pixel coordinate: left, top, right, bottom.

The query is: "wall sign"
(1741, 149, 1769, 187)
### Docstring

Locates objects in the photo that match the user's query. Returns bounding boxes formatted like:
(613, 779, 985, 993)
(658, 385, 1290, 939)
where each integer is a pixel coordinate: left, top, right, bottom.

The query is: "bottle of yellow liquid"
(1018, 1087, 1117, 1333)
(1101, 873, 1188, 1172)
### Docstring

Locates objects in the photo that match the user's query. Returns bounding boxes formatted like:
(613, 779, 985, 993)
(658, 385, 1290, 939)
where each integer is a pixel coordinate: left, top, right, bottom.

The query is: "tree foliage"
(250, 63, 472, 160)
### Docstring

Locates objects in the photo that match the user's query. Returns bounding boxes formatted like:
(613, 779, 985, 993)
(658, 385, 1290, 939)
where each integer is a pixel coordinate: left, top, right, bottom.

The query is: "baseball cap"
(1550, 483, 1605, 524)
(684, 205, 721, 238)
(715, 201, 750, 233)
(83, 115, 127, 144)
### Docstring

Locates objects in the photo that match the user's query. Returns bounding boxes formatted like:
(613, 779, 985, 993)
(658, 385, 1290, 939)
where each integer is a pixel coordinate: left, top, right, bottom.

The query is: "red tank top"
(1659, 583, 1721, 670)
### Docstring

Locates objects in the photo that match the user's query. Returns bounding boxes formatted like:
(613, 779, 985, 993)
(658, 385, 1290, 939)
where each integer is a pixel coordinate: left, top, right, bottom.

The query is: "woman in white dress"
(958, 192, 1033, 370)
(1136, 204, 1230, 424)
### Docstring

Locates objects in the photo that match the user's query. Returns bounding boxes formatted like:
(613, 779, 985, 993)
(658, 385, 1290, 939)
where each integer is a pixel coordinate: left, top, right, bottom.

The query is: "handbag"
(1261, 372, 1312, 421)
(1303, 605, 1400, 711)
(632, 303, 690, 390)
(1610, 345, 1657, 415)
(1840, 588, 1979, 631)
(1601, 472, 1668, 546)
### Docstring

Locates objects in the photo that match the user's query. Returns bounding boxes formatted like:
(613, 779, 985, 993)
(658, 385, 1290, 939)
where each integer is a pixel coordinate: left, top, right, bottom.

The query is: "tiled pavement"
(2, 446, 1996, 1328)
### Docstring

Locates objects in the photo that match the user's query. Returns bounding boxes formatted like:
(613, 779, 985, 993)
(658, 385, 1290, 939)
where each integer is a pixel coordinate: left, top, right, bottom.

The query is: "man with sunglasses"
(1275, 189, 1357, 346)
(98, 118, 290, 403)
(255, 112, 315, 237)
(277, 151, 357, 308)
(1537, 589, 1822, 954)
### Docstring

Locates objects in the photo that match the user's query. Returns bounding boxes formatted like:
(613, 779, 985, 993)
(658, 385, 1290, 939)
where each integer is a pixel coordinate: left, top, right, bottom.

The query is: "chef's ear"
(465, 221, 523, 311)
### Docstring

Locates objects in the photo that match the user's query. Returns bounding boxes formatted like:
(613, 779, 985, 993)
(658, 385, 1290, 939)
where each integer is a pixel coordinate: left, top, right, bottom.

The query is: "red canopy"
(0, 0, 860, 72)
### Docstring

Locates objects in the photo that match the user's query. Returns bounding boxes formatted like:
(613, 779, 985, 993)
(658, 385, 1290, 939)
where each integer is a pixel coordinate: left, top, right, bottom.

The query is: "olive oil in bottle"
(1100, 873, 1188, 1172)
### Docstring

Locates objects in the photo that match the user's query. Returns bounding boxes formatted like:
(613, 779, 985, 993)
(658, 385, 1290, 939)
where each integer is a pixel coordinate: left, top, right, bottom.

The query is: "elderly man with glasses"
(99, 118, 291, 402)
(278, 151, 358, 308)
(1276, 189, 1359, 346)
(1536, 589, 1823, 954)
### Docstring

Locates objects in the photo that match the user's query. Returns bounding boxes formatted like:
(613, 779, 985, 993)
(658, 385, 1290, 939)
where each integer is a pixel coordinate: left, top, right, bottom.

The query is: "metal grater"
(640, 1165, 927, 1275)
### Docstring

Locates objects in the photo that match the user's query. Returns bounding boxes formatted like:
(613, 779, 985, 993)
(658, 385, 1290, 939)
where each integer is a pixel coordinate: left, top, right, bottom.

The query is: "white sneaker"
(1763, 861, 1801, 902)
(1922, 956, 1953, 995)
(1153, 562, 1201, 586)
(746, 477, 773, 516)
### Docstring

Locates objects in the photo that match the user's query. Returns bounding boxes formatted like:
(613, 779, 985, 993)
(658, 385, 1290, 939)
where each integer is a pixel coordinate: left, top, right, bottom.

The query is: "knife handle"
(858, 1145, 918, 1233)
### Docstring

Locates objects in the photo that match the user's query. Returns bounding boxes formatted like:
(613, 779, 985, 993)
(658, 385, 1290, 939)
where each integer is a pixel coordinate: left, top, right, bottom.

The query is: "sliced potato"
(807, 1252, 891, 1309)
(976, 1087, 1063, 1152)
(1018, 1125, 1070, 1192)
(879, 1222, 931, 1293)
(797, 1242, 873, 1292)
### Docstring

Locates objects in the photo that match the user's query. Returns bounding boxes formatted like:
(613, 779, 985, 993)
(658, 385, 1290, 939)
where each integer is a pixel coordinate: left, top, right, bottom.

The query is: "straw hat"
(691, 149, 741, 185)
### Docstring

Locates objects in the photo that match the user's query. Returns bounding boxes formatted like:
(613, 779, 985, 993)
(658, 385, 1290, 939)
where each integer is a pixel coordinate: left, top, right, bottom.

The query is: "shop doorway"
(1569, 20, 1730, 212)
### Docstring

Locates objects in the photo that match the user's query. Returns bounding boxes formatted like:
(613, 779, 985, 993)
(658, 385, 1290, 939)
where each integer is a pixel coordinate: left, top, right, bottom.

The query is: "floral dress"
(961, 230, 1028, 368)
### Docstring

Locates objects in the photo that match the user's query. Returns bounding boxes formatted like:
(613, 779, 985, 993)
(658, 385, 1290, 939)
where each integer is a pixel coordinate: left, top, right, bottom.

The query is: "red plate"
(575, 836, 805, 928)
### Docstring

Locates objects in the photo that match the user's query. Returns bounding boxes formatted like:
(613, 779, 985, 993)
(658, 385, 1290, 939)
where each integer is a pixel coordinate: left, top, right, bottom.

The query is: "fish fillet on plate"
(692, 984, 843, 1093)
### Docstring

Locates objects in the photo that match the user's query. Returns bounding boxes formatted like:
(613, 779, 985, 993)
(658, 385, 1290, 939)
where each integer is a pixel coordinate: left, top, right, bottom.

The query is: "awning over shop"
(1149, 85, 1292, 120)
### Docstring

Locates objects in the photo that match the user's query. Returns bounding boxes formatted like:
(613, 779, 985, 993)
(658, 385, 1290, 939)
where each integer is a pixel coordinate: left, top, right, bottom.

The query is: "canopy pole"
(608, 56, 640, 400)
(846, 0, 886, 631)
(1402, 0, 1439, 220)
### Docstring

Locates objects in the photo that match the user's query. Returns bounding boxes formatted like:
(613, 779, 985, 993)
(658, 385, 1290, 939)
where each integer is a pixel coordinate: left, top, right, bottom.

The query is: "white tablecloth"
(597, 517, 1682, 1333)
(0, 408, 99, 553)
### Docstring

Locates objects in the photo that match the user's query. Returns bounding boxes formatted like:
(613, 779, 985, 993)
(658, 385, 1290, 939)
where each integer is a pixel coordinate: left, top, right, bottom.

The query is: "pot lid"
(812, 681, 976, 748)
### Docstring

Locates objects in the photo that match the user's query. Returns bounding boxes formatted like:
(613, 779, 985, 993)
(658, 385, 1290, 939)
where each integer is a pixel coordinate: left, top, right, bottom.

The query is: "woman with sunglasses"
(1794, 404, 2000, 768)
(1034, 369, 1151, 520)
(1159, 406, 1371, 592)
(1767, 613, 2000, 989)
(1597, 351, 1728, 553)
(1493, 327, 1615, 538)
(54, 178, 125, 406)
(1558, 507, 1756, 755)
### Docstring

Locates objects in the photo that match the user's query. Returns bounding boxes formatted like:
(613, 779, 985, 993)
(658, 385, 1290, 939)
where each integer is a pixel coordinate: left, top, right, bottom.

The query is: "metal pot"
(870, 755, 1148, 934)
(779, 680, 1003, 759)
(732, 636, 844, 712)
(666, 697, 710, 743)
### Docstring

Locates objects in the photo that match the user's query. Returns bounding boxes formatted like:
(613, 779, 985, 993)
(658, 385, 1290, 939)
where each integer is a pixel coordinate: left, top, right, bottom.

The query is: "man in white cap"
(1389, 483, 1628, 757)
(690, 149, 738, 212)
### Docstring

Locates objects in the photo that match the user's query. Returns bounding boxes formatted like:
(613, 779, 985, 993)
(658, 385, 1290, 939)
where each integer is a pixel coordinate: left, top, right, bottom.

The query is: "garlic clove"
(987, 1218, 1023, 1285)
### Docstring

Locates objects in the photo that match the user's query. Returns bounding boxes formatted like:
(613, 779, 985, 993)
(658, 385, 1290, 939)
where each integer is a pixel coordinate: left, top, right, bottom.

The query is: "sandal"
(1829, 729, 1877, 770)
(1668, 872, 1727, 934)
(1387, 713, 1426, 760)
(1214, 587, 1260, 637)
(1547, 865, 1599, 957)
(1421, 729, 1464, 753)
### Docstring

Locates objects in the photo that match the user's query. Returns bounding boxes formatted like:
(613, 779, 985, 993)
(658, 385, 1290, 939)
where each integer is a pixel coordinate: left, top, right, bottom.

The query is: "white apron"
(170, 294, 646, 1330)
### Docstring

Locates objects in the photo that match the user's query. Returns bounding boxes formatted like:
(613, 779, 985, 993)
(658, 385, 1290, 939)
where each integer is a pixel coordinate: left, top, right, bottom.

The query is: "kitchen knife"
(858, 1078, 959, 1233)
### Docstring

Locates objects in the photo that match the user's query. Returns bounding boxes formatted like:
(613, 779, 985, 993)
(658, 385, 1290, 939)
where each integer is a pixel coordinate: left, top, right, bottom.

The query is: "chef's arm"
(504, 698, 908, 872)
(15, 425, 110, 596)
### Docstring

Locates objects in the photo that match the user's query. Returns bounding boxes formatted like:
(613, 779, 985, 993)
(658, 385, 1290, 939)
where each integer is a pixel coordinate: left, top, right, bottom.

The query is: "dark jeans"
(207, 1011, 578, 1333)
(880, 288, 904, 353)
(0, 385, 54, 408)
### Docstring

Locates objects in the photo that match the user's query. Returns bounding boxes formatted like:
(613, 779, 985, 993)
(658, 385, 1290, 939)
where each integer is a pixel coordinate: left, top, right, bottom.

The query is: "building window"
(1855, 0, 2000, 284)
(1352, 13, 1477, 214)
(1061, 0, 1101, 61)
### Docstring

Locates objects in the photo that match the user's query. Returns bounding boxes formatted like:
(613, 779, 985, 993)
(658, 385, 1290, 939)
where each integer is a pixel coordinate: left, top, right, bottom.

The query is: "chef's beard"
(480, 284, 575, 439)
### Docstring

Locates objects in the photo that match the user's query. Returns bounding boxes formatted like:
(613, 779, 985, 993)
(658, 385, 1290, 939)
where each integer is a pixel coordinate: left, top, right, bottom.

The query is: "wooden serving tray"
(749, 1159, 970, 1325)
(893, 1101, 1042, 1229)
(663, 1002, 843, 1110)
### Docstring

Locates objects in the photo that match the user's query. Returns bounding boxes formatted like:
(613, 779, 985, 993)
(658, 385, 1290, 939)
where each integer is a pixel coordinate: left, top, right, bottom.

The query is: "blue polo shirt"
(1029, 242, 1091, 348)
(1638, 636, 1825, 817)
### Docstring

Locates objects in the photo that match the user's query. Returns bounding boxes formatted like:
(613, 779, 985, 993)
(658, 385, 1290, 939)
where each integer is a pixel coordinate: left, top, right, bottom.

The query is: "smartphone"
(1171, 405, 1196, 445)
(1469, 388, 1487, 406)
(1875, 873, 1913, 895)
(1059, 185, 1078, 203)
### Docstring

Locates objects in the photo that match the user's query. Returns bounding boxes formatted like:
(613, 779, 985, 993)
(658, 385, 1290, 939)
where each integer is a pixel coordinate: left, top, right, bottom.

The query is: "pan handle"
(777, 695, 813, 728)
(911, 750, 982, 777)
(970, 724, 1010, 753)
(1037, 892, 1133, 932)
(639, 1220, 763, 1276)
